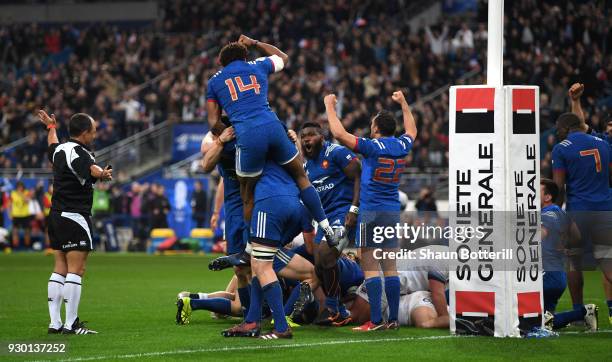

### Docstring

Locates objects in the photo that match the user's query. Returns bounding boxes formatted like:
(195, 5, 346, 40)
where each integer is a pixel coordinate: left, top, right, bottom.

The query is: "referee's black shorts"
(48, 210, 94, 252)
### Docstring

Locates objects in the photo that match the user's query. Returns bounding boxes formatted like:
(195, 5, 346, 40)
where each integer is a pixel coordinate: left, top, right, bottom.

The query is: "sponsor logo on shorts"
(79, 241, 87, 247)
(62, 242, 78, 249)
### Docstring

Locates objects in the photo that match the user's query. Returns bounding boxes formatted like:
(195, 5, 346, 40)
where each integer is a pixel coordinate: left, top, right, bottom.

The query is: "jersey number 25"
(225, 76, 261, 101)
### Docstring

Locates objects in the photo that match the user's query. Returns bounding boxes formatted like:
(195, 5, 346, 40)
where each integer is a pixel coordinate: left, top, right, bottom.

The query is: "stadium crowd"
(1, 0, 610, 174)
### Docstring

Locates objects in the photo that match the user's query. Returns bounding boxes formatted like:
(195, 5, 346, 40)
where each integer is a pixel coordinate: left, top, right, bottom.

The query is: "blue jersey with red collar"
(206, 57, 282, 132)
(304, 141, 356, 216)
(354, 135, 413, 211)
(551, 131, 612, 211)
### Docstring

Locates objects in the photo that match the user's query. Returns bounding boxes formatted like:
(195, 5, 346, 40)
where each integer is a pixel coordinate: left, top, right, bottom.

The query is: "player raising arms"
(299, 122, 361, 326)
(206, 35, 339, 247)
(324, 90, 417, 331)
(552, 110, 612, 322)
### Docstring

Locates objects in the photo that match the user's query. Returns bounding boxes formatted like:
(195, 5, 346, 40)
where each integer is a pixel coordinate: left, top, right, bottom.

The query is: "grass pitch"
(0, 253, 610, 361)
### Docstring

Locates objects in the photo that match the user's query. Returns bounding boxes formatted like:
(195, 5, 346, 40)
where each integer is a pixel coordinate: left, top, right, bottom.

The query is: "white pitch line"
(42, 335, 463, 362)
(34, 330, 612, 362)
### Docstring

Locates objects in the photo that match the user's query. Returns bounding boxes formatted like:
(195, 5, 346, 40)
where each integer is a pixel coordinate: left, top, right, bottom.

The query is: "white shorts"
(356, 282, 435, 325)
(398, 291, 436, 326)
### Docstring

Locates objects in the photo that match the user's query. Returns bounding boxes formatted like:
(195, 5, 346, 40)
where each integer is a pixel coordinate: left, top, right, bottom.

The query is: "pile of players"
(174, 35, 447, 339)
(174, 36, 612, 339)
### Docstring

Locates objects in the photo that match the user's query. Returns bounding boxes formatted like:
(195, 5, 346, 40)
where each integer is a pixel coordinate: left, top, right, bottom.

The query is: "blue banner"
(156, 178, 209, 239)
(171, 123, 209, 163)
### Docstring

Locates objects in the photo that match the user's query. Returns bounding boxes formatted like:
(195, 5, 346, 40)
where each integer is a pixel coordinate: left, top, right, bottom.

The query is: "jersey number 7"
(225, 75, 261, 101)
(579, 148, 602, 173)
(373, 158, 406, 183)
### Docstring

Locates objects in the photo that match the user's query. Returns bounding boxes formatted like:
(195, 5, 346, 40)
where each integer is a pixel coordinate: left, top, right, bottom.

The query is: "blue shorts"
(291, 244, 315, 265)
(356, 211, 400, 248)
(314, 211, 356, 245)
(235, 121, 298, 177)
(225, 213, 248, 255)
(250, 196, 312, 248)
(273, 248, 296, 273)
(543, 271, 567, 312)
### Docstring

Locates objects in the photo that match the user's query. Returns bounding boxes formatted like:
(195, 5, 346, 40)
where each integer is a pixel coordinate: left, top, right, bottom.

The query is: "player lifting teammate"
(206, 35, 340, 247)
(324, 90, 417, 331)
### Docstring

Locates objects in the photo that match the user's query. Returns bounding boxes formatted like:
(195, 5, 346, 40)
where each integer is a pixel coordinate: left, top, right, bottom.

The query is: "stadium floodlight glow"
(448, 0, 544, 337)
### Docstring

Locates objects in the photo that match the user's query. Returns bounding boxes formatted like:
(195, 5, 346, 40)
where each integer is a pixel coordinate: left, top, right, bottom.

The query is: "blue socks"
(385, 276, 400, 322)
(607, 300, 612, 317)
(237, 286, 250, 318)
(365, 277, 383, 324)
(554, 306, 586, 329)
(299, 186, 327, 223)
(190, 298, 231, 315)
(284, 283, 302, 316)
(573, 303, 584, 311)
(246, 277, 263, 323)
(262, 281, 289, 332)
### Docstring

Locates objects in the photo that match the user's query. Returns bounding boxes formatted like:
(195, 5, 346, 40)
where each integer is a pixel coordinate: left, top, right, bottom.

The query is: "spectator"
(191, 180, 208, 228)
(150, 184, 170, 229)
(9, 181, 32, 248)
(425, 25, 449, 56)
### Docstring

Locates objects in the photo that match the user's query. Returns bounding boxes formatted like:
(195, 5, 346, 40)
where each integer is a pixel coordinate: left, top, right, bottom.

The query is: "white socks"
(48, 273, 65, 329)
(64, 273, 82, 329)
(198, 293, 208, 299)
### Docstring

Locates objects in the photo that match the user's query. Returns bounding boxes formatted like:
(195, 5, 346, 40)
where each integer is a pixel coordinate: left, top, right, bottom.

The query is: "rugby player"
(220, 156, 319, 339)
(324, 90, 417, 331)
(299, 121, 361, 325)
(568, 83, 612, 323)
(552, 110, 612, 326)
(198, 117, 251, 318)
(39, 110, 113, 335)
(540, 178, 598, 331)
(205, 35, 338, 246)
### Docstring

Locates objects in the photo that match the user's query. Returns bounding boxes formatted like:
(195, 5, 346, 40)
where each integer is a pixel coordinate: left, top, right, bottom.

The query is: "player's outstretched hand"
(37, 110, 57, 127)
(391, 90, 407, 105)
(568, 83, 584, 101)
(324, 94, 337, 109)
(100, 165, 113, 182)
(219, 126, 235, 143)
(238, 34, 257, 47)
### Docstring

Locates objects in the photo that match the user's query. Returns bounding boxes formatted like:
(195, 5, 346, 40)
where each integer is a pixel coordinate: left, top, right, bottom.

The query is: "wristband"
(47, 123, 56, 130)
(349, 205, 359, 214)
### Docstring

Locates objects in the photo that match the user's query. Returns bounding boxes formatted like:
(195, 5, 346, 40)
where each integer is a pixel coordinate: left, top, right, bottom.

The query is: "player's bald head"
(219, 42, 248, 67)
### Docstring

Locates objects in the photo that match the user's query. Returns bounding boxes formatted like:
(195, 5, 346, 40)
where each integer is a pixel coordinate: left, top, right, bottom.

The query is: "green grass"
(0, 253, 610, 361)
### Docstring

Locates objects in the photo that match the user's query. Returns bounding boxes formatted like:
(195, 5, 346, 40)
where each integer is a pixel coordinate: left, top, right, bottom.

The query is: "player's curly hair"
(373, 110, 397, 137)
(219, 42, 248, 67)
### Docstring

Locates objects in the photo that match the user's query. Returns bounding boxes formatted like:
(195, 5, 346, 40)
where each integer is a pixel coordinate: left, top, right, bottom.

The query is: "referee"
(39, 110, 112, 335)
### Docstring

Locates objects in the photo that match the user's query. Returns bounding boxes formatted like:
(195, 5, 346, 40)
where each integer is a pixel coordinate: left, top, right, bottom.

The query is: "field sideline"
(1, 253, 610, 361)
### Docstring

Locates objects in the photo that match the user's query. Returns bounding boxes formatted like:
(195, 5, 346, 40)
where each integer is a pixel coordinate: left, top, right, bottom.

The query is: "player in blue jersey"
(552, 111, 612, 323)
(221, 151, 320, 340)
(324, 90, 417, 331)
(192, 117, 251, 319)
(299, 121, 362, 326)
(539, 178, 599, 331)
(206, 35, 338, 247)
(568, 83, 612, 323)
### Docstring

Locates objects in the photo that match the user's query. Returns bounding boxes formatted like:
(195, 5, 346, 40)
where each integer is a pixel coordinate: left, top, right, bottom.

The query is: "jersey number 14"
(225, 75, 261, 101)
